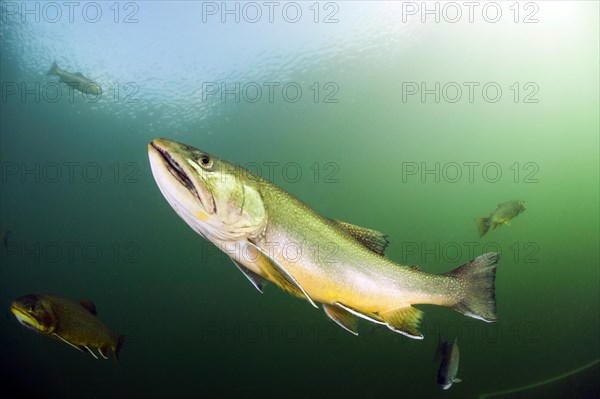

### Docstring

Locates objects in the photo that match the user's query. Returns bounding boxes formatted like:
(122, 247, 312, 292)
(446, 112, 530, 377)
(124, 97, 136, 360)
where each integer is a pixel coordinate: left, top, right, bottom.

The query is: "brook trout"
(47, 62, 102, 96)
(11, 293, 124, 360)
(148, 139, 500, 339)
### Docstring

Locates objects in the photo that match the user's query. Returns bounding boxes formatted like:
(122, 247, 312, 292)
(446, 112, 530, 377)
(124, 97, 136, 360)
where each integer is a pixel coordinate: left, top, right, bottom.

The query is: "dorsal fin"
(332, 219, 389, 255)
(79, 300, 97, 315)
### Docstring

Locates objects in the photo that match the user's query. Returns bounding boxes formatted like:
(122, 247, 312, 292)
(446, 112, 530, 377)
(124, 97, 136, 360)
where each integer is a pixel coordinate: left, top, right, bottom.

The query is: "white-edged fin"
(335, 303, 387, 325)
(323, 304, 359, 336)
(380, 307, 424, 340)
(52, 333, 85, 352)
(453, 378, 462, 383)
(247, 240, 318, 308)
(83, 346, 99, 359)
(230, 258, 266, 293)
(97, 348, 109, 359)
(385, 324, 425, 340)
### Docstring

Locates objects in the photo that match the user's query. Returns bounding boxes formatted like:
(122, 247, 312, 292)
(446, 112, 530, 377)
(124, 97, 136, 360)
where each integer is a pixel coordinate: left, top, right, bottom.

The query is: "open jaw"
(11, 307, 39, 331)
(150, 142, 202, 205)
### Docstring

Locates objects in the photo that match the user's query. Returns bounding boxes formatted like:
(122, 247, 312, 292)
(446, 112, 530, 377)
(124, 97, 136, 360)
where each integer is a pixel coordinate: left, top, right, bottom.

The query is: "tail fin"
(113, 335, 125, 361)
(47, 61, 58, 76)
(475, 217, 491, 237)
(446, 253, 499, 322)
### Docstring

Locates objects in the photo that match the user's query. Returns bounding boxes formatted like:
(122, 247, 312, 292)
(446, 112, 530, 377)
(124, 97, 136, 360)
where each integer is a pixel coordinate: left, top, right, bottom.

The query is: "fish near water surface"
(47, 62, 102, 96)
(475, 200, 526, 237)
(148, 138, 500, 339)
(10, 293, 124, 360)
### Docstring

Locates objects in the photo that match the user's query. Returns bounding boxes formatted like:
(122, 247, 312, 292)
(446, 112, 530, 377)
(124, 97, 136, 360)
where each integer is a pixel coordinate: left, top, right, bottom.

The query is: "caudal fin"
(47, 61, 58, 76)
(446, 253, 499, 322)
(475, 217, 491, 237)
(113, 335, 125, 361)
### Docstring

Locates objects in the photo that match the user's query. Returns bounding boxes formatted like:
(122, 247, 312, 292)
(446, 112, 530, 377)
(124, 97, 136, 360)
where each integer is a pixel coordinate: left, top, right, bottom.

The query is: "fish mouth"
(150, 141, 204, 207)
(10, 305, 39, 331)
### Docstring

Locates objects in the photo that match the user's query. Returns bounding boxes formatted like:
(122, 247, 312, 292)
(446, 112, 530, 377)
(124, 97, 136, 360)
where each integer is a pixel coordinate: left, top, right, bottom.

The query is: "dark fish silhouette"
(47, 62, 102, 96)
(436, 337, 461, 389)
(11, 293, 124, 360)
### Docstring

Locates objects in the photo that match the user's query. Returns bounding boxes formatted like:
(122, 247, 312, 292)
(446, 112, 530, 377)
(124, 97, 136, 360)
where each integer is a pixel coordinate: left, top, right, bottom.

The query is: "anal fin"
(230, 258, 266, 293)
(323, 304, 359, 335)
(379, 306, 424, 339)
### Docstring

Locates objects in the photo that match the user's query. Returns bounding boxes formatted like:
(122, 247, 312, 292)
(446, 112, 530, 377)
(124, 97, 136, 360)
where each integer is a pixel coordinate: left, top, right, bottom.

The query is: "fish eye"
(198, 154, 213, 169)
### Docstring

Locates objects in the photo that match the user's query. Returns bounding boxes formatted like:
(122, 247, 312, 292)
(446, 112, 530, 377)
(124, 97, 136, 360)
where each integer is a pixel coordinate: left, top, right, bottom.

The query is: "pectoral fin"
(247, 240, 317, 308)
(52, 333, 100, 359)
(332, 220, 389, 255)
(453, 378, 462, 383)
(52, 333, 85, 352)
(379, 306, 424, 339)
(335, 302, 386, 325)
(323, 304, 359, 335)
(230, 258, 266, 293)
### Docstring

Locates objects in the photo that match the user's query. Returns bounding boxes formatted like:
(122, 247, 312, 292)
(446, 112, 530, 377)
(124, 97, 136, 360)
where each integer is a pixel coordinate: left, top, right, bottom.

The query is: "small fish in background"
(47, 62, 102, 96)
(10, 293, 124, 360)
(475, 200, 526, 237)
(0, 229, 9, 248)
(435, 337, 461, 390)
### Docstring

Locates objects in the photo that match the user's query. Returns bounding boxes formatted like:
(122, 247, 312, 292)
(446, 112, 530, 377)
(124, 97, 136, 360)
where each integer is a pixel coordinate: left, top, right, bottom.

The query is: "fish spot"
(195, 210, 208, 221)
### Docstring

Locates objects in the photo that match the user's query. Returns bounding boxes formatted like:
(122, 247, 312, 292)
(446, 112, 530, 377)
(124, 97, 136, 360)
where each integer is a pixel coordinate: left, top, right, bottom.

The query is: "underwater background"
(0, 1, 598, 398)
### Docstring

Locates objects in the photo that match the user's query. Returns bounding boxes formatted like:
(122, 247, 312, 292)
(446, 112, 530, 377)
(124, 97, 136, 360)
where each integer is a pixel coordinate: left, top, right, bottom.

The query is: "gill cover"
(149, 138, 267, 241)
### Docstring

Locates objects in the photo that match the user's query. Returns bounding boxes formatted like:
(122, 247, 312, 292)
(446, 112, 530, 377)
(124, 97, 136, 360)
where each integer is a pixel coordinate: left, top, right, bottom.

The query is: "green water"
(0, 1, 598, 398)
